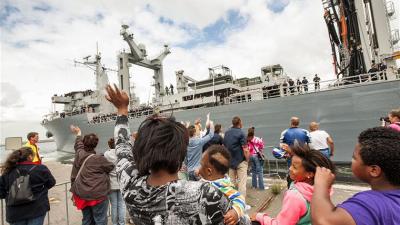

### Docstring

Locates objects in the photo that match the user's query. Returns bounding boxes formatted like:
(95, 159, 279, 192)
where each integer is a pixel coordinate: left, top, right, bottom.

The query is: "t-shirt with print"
(338, 189, 400, 225)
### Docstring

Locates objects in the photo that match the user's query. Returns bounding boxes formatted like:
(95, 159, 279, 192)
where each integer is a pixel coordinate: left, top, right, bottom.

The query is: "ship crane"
(118, 24, 171, 108)
(322, 0, 398, 79)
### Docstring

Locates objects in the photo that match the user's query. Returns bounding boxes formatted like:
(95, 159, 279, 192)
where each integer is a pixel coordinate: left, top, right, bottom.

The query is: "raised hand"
(70, 125, 81, 135)
(105, 84, 129, 115)
(314, 167, 336, 189)
(185, 121, 191, 128)
(205, 113, 211, 128)
(249, 213, 257, 221)
(208, 120, 214, 129)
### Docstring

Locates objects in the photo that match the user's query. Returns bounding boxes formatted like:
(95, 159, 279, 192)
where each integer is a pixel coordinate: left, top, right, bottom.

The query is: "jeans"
(319, 148, 330, 158)
(82, 199, 109, 225)
(250, 155, 265, 190)
(109, 190, 126, 225)
(10, 214, 46, 225)
(229, 161, 248, 199)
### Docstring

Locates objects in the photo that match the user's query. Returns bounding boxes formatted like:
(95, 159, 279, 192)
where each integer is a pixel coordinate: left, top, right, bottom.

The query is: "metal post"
(212, 74, 215, 100)
(1, 199, 4, 225)
(65, 183, 70, 225)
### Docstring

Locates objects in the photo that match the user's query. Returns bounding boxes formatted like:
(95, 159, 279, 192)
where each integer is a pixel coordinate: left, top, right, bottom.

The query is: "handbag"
(71, 154, 95, 204)
(252, 142, 266, 160)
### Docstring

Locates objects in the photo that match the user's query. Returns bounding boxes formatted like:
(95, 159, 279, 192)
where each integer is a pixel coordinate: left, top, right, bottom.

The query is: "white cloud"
(1, 0, 397, 130)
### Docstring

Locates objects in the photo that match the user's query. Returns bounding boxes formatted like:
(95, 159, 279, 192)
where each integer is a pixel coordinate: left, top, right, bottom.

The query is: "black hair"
(291, 144, 336, 175)
(215, 124, 222, 134)
(133, 115, 189, 176)
(205, 145, 231, 175)
(83, 133, 99, 150)
(358, 127, 400, 186)
(1, 147, 33, 174)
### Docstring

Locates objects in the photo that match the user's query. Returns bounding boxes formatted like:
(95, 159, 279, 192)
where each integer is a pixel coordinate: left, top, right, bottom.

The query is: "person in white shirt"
(309, 122, 334, 158)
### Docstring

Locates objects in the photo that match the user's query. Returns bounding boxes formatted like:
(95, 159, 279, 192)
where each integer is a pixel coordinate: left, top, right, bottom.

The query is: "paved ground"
(1, 161, 370, 225)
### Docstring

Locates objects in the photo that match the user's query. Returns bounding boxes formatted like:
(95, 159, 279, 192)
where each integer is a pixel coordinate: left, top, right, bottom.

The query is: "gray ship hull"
(43, 80, 400, 162)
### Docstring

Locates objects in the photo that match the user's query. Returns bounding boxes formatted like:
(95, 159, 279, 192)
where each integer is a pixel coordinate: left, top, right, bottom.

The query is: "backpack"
(6, 166, 36, 206)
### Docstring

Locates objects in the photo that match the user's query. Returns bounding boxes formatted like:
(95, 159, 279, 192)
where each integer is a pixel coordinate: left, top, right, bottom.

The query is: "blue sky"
(0, 0, 293, 51)
(1, 0, 399, 140)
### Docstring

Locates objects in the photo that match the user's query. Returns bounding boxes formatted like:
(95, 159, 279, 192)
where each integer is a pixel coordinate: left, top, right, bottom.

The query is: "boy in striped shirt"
(198, 145, 249, 225)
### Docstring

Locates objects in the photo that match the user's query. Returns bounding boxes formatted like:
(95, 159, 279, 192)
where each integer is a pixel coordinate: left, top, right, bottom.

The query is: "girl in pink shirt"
(247, 127, 265, 190)
(387, 108, 400, 132)
(251, 144, 336, 225)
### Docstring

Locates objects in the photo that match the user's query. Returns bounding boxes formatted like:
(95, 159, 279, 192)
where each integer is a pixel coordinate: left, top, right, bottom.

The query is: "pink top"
(255, 182, 333, 225)
(248, 136, 265, 155)
(389, 123, 400, 132)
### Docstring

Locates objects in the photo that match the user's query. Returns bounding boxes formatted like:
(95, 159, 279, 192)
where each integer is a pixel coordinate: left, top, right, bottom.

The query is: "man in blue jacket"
(223, 116, 249, 199)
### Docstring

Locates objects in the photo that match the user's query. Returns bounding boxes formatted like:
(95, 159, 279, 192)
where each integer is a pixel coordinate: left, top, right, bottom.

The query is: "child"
(312, 127, 400, 225)
(104, 138, 126, 225)
(252, 144, 335, 225)
(247, 127, 266, 190)
(198, 145, 249, 225)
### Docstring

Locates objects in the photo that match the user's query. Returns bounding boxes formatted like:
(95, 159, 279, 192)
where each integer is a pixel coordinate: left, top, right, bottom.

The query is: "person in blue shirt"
(223, 116, 249, 199)
(186, 113, 214, 181)
(280, 117, 311, 187)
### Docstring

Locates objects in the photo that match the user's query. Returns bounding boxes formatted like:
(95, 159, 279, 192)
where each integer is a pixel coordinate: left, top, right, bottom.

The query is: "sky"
(1, 0, 399, 142)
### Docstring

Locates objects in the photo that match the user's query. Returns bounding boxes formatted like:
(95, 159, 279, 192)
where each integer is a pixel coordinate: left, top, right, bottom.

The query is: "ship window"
(119, 57, 123, 69)
(263, 91, 268, 99)
(241, 95, 246, 101)
(247, 94, 252, 101)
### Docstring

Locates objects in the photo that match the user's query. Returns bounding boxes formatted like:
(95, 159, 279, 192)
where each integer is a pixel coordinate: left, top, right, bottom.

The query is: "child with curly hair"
(251, 144, 335, 225)
(312, 127, 400, 225)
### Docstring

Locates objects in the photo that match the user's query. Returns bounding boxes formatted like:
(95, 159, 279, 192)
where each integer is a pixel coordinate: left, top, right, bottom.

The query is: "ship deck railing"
(0, 157, 285, 225)
(88, 108, 154, 124)
(225, 70, 396, 105)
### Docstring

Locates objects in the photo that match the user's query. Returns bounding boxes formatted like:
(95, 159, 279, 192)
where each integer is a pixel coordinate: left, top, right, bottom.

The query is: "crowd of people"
(90, 108, 154, 124)
(0, 85, 399, 225)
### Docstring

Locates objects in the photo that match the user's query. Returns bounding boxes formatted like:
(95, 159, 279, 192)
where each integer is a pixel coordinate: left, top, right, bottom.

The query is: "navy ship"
(42, 0, 400, 162)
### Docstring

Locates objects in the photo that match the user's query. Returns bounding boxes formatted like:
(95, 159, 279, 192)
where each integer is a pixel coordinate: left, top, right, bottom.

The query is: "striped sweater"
(210, 176, 246, 218)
